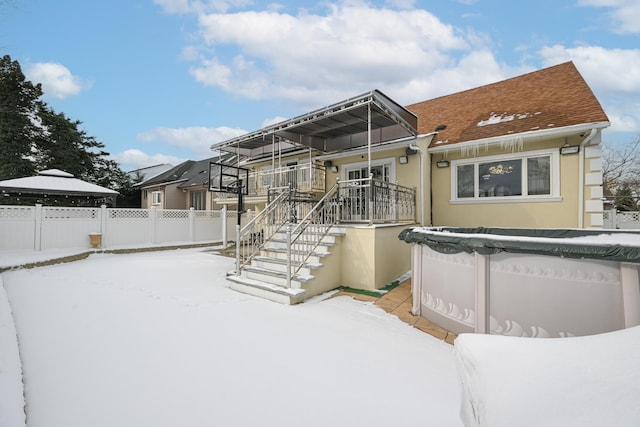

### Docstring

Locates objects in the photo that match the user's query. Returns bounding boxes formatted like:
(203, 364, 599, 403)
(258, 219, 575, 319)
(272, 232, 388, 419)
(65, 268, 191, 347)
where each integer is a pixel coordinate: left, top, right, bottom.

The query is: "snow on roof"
(0, 170, 118, 196)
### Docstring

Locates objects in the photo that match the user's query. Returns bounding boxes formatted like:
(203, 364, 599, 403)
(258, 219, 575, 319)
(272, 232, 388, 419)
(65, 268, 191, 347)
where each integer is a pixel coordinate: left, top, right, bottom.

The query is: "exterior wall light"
(436, 160, 450, 168)
(560, 145, 580, 155)
(399, 156, 408, 164)
(330, 165, 339, 173)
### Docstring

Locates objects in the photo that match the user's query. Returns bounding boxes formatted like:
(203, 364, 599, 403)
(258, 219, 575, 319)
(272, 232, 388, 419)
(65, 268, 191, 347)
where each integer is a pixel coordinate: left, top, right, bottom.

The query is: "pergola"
(210, 89, 418, 170)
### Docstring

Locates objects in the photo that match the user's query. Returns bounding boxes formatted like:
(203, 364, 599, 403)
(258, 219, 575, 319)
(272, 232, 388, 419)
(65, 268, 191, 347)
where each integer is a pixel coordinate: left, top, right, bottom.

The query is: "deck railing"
(337, 177, 416, 224)
(247, 162, 326, 196)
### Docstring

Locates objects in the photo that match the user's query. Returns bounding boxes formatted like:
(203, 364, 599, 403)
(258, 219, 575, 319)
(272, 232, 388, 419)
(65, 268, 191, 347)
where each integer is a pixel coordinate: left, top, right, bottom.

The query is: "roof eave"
(428, 121, 610, 154)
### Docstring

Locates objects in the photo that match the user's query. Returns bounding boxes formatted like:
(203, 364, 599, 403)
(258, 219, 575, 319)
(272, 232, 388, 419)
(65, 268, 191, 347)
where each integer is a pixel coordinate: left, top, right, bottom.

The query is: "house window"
(452, 149, 558, 201)
(343, 157, 395, 182)
(151, 191, 162, 205)
(190, 190, 207, 210)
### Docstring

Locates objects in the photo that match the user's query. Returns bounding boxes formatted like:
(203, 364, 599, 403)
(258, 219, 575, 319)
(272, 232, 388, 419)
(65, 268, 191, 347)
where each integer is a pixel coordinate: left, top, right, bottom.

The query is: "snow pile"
(0, 275, 26, 427)
(455, 327, 640, 427)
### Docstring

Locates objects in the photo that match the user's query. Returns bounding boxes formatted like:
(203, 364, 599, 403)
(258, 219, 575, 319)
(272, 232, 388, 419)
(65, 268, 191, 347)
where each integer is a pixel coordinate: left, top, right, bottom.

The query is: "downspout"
(408, 142, 424, 226)
(578, 129, 597, 228)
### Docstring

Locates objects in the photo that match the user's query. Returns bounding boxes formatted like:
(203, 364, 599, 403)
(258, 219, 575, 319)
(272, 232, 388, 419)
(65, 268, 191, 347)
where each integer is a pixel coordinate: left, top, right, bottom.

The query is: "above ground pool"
(399, 227, 640, 338)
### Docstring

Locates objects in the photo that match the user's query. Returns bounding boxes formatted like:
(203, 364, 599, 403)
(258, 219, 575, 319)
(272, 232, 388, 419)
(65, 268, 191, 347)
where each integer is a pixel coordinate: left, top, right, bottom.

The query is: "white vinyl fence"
(603, 210, 640, 230)
(0, 204, 253, 252)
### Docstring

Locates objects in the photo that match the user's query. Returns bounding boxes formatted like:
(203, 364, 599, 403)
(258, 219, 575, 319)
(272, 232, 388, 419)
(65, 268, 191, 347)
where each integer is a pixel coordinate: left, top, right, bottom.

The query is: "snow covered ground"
(0, 248, 462, 427)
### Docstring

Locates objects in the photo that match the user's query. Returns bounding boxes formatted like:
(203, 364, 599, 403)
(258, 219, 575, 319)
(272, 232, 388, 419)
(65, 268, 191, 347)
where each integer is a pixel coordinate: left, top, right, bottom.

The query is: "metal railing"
(285, 184, 340, 287)
(337, 177, 416, 224)
(235, 188, 291, 274)
(247, 162, 326, 196)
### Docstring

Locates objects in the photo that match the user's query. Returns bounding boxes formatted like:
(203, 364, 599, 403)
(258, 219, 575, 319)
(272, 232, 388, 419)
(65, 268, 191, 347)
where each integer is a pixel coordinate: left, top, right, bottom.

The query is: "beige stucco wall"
(430, 136, 591, 228)
(340, 225, 412, 290)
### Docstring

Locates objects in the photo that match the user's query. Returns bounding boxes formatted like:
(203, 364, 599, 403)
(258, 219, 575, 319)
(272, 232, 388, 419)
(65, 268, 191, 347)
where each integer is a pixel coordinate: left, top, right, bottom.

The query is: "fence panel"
(194, 210, 224, 242)
(0, 205, 236, 252)
(155, 209, 191, 243)
(41, 207, 101, 250)
(603, 210, 640, 230)
(105, 208, 152, 247)
(0, 206, 35, 250)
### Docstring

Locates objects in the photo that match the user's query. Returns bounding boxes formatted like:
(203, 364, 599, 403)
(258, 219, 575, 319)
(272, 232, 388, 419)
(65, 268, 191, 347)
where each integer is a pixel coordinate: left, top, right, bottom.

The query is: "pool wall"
(403, 228, 640, 338)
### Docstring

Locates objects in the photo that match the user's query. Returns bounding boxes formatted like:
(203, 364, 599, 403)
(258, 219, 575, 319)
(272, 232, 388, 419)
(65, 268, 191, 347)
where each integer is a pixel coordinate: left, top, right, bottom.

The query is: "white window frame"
(450, 148, 561, 203)
(151, 191, 163, 206)
(189, 190, 206, 210)
(342, 157, 396, 182)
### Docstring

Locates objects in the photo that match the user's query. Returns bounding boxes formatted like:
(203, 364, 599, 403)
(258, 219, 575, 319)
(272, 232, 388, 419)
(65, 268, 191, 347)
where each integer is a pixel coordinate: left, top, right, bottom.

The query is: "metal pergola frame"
(210, 89, 418, 162)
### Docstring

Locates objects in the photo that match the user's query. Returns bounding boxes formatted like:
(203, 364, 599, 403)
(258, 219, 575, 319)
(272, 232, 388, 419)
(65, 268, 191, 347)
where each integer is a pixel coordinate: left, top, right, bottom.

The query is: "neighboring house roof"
(0, 169, 119, 196)
(177, 154, 236, 190)
(128, 164, 174, 185)
(139, 154, 236, 190)
(139, 161, 195, 188)
(406, 61, 609, 149)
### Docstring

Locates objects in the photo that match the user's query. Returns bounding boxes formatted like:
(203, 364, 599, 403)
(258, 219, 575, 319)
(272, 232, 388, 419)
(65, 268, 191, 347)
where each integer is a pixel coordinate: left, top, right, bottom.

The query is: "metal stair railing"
(285, 184, 340, 288)
(235, 187, 291, 275)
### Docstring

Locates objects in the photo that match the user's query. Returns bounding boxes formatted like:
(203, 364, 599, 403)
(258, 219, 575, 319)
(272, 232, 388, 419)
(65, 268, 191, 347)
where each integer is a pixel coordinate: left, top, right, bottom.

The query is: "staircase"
(227, 185, 345, 304)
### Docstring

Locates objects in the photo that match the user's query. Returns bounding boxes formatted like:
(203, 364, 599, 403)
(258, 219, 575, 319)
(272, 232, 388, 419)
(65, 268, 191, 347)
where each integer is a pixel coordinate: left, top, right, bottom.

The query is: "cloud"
(578, 0, 640, 34)
(136, 125, 247, 159)
(186, 3, 505, 107)
(26, 62, 88, 99)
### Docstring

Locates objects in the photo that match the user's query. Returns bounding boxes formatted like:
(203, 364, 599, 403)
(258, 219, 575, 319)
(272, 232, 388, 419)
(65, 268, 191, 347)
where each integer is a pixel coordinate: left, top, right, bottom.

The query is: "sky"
(2, 0, 640, 172)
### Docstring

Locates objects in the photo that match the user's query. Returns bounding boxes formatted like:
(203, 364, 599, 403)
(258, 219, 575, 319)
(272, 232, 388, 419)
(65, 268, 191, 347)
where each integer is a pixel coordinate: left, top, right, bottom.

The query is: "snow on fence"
(0, 204, 253, 252)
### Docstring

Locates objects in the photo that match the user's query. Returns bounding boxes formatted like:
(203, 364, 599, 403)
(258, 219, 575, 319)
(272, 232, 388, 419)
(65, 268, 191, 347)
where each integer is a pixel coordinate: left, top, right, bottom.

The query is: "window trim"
(151, 190, 163, 206)
(342, 157, 396, 182)
(450, 148, 561, 203)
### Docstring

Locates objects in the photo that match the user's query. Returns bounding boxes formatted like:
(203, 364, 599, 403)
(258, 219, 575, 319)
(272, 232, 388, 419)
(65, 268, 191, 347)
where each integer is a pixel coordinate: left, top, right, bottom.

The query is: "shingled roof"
(406, 62, 609, 149)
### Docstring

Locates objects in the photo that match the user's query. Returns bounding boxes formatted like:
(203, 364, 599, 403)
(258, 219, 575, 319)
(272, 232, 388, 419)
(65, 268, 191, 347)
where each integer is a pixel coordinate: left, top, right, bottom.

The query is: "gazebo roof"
(0, 169, 119, 197)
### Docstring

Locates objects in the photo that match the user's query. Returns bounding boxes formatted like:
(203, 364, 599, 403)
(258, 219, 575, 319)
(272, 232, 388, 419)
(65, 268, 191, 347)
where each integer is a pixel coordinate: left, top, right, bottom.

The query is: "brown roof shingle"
(405, 62, 609, 148)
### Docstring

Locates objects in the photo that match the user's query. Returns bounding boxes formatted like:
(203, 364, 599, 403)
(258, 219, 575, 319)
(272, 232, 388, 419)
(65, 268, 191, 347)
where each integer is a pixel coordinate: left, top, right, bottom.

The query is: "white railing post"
(150, 207, 157, 244)
(368, 175, 374, 226)
(222, 206, 228, 247)
(474, 252, 490, 334)
(235, 224, 241, 275)
(188, 207, 195, 242)
(286, 222, 292, 288)
(34, 204, 43, 251)
(100, 205, 107, 246)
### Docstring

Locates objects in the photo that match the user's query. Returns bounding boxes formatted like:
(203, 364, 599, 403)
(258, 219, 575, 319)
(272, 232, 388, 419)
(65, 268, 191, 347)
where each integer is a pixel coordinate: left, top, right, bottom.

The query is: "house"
(407, 61, 609, 229)
(138, 155, 238, 210)
(209, 61, 609, 304)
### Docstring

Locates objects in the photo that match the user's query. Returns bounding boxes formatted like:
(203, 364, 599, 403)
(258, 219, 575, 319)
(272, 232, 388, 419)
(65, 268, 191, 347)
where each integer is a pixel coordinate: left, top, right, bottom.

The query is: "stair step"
(243, 265, 315, 283)
(253, 256, 323, 269)
(226, 275, 306, 300)
(270, 237, 337, 247)
(262, 247, 331, 257)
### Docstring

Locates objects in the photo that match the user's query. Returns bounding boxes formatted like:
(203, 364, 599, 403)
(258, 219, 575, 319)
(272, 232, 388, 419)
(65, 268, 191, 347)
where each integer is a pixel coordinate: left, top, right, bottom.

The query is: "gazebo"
(0, 169, 119, 207)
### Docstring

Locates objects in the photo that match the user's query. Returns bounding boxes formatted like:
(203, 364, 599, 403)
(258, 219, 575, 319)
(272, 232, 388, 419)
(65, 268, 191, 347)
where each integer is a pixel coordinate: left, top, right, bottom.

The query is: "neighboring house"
(138, 155, 237, 210)
(138, 160, 195, 209)
(0, 169, 119, 207)
(209, 61, 609, 304)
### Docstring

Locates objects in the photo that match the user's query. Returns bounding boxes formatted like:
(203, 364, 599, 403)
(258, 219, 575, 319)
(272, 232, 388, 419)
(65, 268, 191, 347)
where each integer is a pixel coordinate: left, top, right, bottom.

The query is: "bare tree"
(602, 135, 640, 210)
